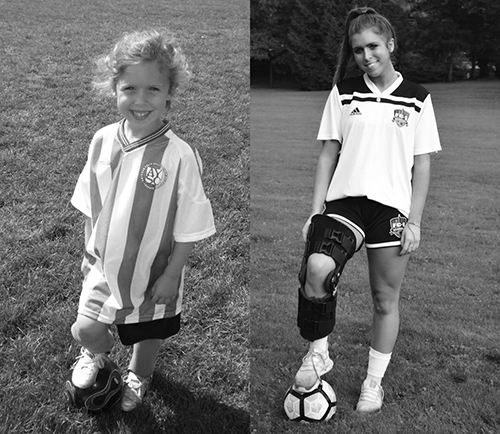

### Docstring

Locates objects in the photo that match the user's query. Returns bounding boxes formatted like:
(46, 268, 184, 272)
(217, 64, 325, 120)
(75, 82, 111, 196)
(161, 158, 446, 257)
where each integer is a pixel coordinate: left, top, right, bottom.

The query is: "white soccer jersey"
(71, 120, 216, 325)
(317, 73, 441, 216)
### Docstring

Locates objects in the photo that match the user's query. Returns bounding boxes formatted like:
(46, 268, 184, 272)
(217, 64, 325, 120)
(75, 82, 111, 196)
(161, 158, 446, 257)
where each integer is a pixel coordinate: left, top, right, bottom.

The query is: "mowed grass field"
(0, 1, 249, 433)
(250, 80, 500, 433)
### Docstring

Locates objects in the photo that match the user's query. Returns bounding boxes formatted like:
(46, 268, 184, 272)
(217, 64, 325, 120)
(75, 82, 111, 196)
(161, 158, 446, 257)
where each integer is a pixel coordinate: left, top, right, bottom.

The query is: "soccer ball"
(284, 380, 337, 422)
(65, 359, 123, 411)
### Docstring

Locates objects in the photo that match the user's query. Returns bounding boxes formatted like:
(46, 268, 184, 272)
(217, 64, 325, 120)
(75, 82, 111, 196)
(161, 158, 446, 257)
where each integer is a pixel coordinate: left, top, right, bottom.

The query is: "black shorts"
(324, 197, 408, 249)
(116, 314, 181, 346)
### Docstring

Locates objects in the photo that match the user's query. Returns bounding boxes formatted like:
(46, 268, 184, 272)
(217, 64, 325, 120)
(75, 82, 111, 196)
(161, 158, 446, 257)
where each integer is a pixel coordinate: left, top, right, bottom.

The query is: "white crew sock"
(309, 336, 329, 353)
(366, 347, 392, 385)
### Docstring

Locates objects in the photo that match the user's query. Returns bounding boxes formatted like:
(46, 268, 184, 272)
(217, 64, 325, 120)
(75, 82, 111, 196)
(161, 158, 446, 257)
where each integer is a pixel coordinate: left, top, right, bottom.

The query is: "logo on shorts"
(389, 215, 407, 238)
(392, 108, 409, 128)
(141, 163, 167, 190)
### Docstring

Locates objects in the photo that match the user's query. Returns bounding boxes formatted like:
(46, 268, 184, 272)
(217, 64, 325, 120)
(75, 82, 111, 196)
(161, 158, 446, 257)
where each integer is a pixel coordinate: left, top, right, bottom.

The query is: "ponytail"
(332, 7, 396, 86)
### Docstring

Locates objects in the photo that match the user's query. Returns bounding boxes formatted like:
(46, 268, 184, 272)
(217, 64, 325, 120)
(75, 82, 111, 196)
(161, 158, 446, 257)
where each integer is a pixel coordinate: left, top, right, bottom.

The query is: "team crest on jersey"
(392, 108, 409, 128)
(141, 163, 167, 190)
(389, 215, 407, 238)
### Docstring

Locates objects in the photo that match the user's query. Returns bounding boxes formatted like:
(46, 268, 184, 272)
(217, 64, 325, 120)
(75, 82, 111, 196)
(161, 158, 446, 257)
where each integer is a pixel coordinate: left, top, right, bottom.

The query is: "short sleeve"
(71, 145, 93, 217)
(173, 148, 216, 242)
(414, 94, 441, 155)
(317, 86, 343, 142)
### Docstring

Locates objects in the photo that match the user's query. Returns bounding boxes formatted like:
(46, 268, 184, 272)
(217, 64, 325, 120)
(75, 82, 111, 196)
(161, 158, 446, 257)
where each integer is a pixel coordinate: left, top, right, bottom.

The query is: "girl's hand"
(150, 242, 194, 305)
(302, 215, 314, 242)
(400, 222, 421, 256)
(150, 273, 179, 305)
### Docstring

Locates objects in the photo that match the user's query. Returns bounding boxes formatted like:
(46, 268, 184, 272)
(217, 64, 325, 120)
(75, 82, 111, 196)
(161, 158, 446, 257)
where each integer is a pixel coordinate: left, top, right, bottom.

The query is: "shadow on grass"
(88, 373, 249, 434)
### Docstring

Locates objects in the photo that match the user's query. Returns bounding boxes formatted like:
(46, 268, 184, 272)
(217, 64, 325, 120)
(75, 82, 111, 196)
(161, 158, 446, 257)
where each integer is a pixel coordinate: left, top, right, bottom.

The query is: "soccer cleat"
(121, 371, 151, 412)
(71, 347, 109, 389)
(294, 349, 334, 392)
(356, 379, 384, 413)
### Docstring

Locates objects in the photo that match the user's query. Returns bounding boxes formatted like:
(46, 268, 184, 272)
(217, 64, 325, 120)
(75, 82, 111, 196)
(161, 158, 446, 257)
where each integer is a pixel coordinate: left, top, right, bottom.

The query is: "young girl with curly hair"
(69, 29, 215, 412)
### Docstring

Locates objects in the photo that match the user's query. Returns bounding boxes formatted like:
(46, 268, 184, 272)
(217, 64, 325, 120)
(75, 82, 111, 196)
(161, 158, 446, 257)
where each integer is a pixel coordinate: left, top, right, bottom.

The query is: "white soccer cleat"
(356, 379, 384, 413)
(121, 371, 151, 412)
(294, 349, 334, 392)
(71, 347, 108, 389)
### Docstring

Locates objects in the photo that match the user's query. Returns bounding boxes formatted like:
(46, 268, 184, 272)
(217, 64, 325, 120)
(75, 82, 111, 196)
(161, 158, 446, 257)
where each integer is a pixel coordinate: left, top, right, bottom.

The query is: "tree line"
(251, 0, 500, 89)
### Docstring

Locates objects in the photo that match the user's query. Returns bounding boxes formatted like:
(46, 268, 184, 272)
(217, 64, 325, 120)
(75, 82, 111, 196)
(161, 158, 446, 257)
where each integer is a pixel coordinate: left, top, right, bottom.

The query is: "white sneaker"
(294, 349, 333, 391)
(71, 347, 108, 389)
(121, 371, 151, 412)
(356, 379, 384, 413)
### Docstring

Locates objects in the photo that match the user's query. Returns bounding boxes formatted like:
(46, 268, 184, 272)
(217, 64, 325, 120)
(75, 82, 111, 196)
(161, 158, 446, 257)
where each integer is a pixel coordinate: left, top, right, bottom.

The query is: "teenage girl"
(294, 7, 441, 413)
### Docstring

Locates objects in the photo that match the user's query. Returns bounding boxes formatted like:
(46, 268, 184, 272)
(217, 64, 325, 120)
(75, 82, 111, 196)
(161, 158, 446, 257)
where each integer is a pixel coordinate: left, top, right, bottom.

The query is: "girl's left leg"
(368, 247, 409, 353)
(122, 339, 162, 412)
(357, 246, 410, 413)
(129, 339, 162, 378)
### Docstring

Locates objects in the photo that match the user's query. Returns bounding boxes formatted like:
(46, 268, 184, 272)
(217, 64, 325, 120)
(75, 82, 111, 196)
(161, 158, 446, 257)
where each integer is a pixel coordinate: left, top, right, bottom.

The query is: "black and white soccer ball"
(284, 379, 337, 422)
(65, 359, 123, 411)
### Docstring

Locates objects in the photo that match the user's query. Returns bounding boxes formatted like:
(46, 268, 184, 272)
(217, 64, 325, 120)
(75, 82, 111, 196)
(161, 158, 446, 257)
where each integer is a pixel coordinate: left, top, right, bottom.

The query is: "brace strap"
(299, 214, 357, 291)
(307, 214, 356, 268)
(297, 287, 337, 336)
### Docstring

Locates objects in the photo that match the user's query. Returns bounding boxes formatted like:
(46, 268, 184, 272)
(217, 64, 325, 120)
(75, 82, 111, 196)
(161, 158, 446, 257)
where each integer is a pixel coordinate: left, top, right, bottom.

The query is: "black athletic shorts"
(116, 314, 181, 346)
(324, 196, 408, 249)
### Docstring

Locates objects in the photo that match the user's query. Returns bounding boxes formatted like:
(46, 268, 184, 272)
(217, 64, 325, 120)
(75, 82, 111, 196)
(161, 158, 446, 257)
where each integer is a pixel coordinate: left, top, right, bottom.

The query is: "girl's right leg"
(71, 314, 114, 354)
(70, 314, 114, 388)
(295, 218, 363, 390)
(294, 253, 337, 390)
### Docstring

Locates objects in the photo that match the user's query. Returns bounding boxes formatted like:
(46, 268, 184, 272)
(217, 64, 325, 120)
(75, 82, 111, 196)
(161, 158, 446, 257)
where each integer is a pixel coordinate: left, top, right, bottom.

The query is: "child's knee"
(71, 315, 111, 348)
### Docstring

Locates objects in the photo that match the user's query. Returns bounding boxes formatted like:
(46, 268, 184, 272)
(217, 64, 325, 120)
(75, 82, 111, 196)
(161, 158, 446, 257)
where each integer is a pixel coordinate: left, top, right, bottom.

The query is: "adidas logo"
(350, 107, 362, 116)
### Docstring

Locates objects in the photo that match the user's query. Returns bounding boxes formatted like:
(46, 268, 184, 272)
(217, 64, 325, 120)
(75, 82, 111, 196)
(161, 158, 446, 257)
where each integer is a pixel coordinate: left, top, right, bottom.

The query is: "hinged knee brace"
(297, 214, 357, 340)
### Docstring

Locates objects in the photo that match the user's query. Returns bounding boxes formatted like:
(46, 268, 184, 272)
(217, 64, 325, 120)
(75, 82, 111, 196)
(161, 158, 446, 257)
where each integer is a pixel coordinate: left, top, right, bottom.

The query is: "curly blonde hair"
(93, 29, 190, 105)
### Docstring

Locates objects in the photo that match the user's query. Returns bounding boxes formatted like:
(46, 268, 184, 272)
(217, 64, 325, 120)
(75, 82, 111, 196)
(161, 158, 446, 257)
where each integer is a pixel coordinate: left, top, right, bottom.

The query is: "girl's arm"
(400, 153, 431, 256)
(302, 140, 341, 241)
(150, 242, 195, 305)
(84, 216, 92, 245)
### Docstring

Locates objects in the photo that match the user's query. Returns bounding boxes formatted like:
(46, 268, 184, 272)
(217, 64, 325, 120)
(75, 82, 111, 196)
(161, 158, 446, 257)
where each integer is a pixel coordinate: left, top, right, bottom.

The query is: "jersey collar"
(363, 72, 403, 95)
(118, 120, 171, 152)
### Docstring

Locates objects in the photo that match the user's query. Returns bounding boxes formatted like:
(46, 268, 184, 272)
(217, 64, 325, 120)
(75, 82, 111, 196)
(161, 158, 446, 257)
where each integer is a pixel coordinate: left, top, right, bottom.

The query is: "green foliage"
(250, 0, 293, 77)
(250, 0, 290, 59)
(285, 0, 422, 89)
(251, 0, 500, 88)
(286, 0, 347, 90)
(416, 0, 500, 79)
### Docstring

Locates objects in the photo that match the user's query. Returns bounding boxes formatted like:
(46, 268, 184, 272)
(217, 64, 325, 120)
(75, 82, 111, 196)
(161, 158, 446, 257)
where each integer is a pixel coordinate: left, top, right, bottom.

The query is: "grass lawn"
(0, 0, 249, 433)
(250, 80, 500, 433)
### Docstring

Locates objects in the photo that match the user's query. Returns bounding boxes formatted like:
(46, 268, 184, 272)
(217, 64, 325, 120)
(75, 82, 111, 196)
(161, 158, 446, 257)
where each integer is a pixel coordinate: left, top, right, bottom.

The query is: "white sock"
(309, 336, 329, 353)
(366, 347, 391, 385)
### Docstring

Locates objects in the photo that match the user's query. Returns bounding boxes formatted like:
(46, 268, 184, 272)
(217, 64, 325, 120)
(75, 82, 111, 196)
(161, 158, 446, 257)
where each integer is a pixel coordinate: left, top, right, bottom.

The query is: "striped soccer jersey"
(317, 73, 441, 216)
(71, 120, 216, 325)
